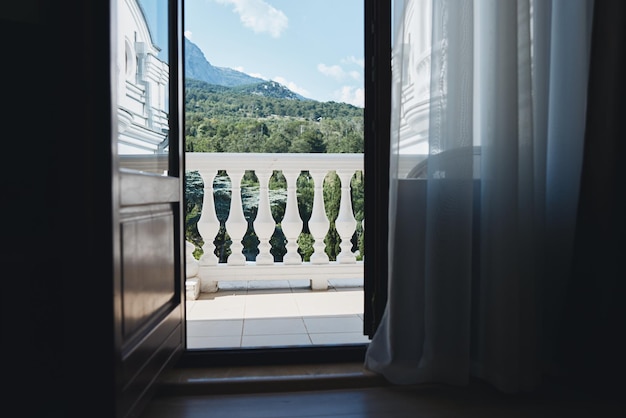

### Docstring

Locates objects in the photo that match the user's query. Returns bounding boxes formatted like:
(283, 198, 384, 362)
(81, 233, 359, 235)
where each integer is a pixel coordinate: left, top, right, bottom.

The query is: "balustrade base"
(197, 261, 364, 293)
(186, 278, 200, 300)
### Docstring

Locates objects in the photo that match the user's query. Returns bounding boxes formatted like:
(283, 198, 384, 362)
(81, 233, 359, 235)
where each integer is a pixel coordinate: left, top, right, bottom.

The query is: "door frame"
(363, 0, 391, 338)
(175, 0, 391, 368)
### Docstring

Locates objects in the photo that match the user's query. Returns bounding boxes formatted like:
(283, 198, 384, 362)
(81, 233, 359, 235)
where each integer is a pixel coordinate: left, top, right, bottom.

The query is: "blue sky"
(183, 0, 364, 107)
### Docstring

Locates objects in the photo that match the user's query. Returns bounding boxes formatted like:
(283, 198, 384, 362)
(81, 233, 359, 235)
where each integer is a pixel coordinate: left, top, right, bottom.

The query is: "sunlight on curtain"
(365, 0, 594, 392)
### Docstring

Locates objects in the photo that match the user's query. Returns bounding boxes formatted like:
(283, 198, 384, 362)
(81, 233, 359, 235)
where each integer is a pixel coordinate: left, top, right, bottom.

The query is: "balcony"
(185, 278, 368, 349)
(184, 152, 366, 348)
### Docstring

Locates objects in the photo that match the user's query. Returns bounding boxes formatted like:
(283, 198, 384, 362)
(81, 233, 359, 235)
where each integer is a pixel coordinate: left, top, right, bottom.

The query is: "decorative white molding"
(117, 0, 169, 156)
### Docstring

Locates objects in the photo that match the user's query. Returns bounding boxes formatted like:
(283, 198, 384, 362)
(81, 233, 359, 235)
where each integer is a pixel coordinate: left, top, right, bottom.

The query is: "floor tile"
(187, 335, 241, 349)
(290, 286, 336, 294)
(247, 280, 292, 290)
(242, 334, 312, 348)
(243, 293, 301, 318)
(243, 318, 307, 335)
(333, 286, 364, 293)
(189, 295, 246, 320)
(303, 315, 363, 334)
(293, 291, 364, 316)
(197, 289, 248, 299)
(187, 319, 243, 337)
(309, 332, 371, 345)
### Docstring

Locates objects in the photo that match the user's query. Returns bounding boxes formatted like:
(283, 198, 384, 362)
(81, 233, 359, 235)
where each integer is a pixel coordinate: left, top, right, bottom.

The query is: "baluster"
(281, 169, 303, 265)
(253, 169, 275, 265)
(335, 169, 357, 264)
(308, 169, 330, 265)
(196, 170, 220, 292)
(197, 170, 219, 266)
(225, 169, 247, 265)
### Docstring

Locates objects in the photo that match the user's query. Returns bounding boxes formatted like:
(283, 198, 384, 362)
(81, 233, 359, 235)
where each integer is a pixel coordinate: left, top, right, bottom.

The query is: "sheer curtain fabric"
(364, 0, 594, 393)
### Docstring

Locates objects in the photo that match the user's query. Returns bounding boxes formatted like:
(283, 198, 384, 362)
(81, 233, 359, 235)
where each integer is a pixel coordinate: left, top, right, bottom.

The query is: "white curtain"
(364, 0, 594, 392)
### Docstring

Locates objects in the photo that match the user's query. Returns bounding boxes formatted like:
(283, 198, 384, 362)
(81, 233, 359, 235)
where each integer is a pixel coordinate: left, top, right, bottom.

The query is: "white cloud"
(318, 63, 362, 82)
(184, 30, 193, 39)
(337, 86, 364, 108)
(216, 0, 288, 38)
(342, 55, 365, 68)
(273, 76, 310, 98)
(317, 63, 347, 80)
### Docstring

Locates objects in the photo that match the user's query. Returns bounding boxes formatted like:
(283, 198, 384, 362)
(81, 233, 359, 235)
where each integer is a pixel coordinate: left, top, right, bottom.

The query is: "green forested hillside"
(184, 78, 364, 263)
(185, 78, 364, 154)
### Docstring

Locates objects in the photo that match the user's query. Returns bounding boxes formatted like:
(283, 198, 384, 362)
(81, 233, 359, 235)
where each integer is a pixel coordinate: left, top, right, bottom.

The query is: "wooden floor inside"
(140, 363, 625, 418)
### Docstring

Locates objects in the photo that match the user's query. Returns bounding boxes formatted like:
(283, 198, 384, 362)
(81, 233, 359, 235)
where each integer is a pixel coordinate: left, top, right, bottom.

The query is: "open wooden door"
(363, 0, 391, 338)
(112, 0, 185, 416)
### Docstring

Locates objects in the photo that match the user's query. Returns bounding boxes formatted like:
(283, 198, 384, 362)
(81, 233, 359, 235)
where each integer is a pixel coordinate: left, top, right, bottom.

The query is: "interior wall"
(4, 2, 118, 417)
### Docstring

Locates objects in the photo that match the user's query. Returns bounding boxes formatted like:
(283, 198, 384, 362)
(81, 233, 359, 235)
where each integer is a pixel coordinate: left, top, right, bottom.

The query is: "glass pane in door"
(116, 0, 170, 175)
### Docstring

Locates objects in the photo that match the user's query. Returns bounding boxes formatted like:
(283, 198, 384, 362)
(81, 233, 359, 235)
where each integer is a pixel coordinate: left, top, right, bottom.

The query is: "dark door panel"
(120, 203, 176, 341)
(118, 307, 183, 417)
(112, 0, 185, 416)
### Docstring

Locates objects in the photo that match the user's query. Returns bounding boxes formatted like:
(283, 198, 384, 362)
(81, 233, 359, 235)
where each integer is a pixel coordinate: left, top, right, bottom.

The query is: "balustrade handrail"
(185, 152, 363, 172)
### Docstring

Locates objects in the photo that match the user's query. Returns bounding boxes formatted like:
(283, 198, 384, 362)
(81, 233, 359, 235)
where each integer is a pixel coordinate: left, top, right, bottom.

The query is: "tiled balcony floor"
(185, 278, 370, 349)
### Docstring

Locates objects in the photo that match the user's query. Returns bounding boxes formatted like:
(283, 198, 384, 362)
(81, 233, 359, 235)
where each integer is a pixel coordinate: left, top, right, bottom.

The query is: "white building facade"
(394, 0, 432, 157)
(116, 0, 169, 156)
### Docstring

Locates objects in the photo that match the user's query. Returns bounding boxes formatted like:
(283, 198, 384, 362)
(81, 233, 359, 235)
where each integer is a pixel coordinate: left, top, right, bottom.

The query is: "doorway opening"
(182, 0, 369, 351)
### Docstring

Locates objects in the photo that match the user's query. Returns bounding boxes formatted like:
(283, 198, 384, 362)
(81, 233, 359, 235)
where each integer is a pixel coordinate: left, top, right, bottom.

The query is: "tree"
(185, 171, 204, 259)
(323, 171, 341, 260)
(263, 131, 291, 153)
(351, 171, 365, 259)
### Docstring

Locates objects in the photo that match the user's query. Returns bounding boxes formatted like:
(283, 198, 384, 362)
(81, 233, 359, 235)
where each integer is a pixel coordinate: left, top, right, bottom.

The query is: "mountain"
(184, 37, 264, 87)
(184, 37, 310, 101)
(233, 80, 309, 101)
(185, 78, 361, 119)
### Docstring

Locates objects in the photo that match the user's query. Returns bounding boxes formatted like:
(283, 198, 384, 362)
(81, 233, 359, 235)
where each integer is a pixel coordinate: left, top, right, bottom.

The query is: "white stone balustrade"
(185, 153, 364, 292)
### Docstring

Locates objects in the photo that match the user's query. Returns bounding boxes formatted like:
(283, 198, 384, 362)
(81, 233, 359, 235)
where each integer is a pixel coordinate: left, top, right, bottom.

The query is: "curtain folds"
(364, 0, 594, 392)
